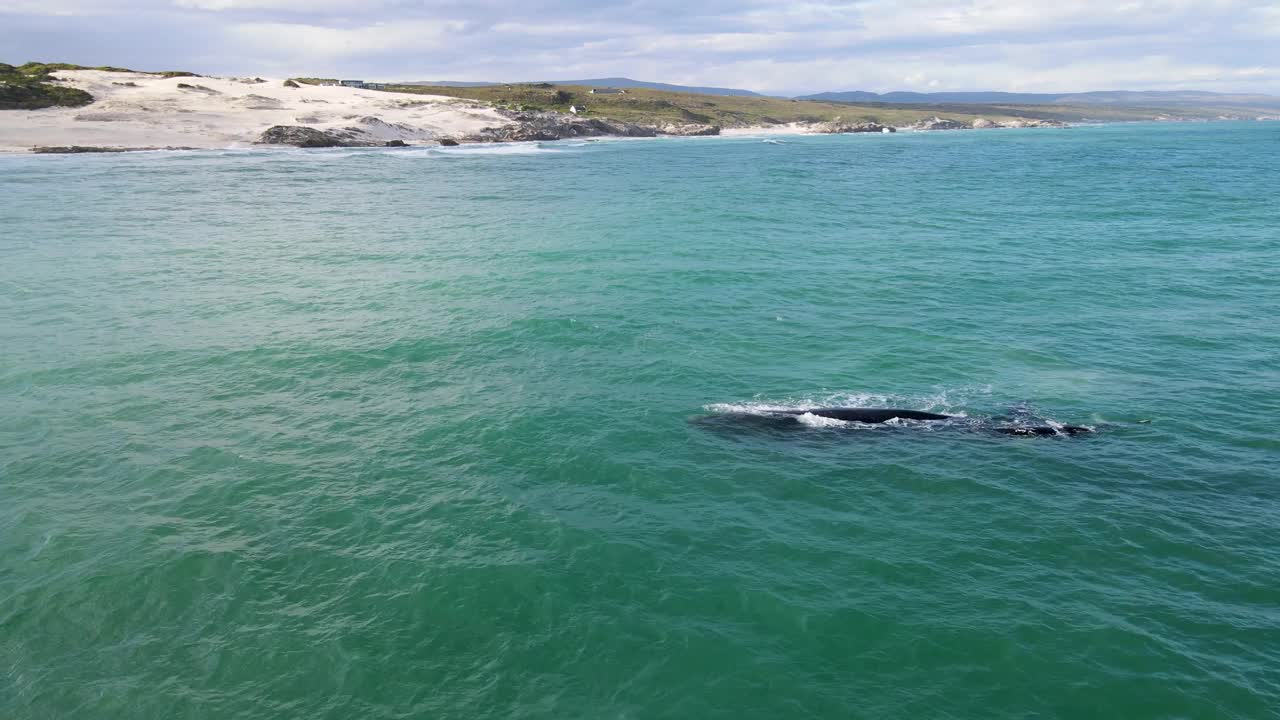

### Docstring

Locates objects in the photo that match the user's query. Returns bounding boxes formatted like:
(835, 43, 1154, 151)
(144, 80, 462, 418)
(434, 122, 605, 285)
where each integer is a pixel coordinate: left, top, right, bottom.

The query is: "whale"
(775, 408, 952, 423)
(760, 407, 1093, 436)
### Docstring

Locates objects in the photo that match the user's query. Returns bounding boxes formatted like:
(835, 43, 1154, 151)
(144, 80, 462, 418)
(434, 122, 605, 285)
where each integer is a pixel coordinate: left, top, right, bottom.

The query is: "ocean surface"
(2, 122, 1278, 719)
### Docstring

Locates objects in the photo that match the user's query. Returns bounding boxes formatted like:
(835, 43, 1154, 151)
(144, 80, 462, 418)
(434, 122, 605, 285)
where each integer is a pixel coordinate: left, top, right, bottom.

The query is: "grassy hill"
(384, 83, 1263, 129)
(384, 83, 1040, 128)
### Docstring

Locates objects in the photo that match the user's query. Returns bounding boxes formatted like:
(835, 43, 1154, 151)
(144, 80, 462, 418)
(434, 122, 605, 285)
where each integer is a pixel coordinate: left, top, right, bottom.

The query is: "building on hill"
(589, 88, 625, 95)
(335, 80, 389, 90)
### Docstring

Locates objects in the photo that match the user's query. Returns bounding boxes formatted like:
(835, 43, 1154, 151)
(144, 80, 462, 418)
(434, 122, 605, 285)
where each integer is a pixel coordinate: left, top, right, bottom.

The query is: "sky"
(2, 0, 1278, 96)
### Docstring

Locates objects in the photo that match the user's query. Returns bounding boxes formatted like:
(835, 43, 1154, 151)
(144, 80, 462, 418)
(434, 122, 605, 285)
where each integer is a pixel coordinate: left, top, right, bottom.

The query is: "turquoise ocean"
(2, 122, 1279, 718)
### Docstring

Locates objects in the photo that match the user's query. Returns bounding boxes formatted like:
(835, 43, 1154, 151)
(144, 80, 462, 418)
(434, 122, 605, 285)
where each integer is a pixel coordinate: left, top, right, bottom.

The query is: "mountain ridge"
(799, 89, 1280, 108)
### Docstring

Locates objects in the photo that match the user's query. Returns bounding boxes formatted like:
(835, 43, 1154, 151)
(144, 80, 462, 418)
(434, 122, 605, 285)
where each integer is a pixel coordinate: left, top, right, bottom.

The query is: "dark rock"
(438, 138, 460, 146)
(907, 116, 970, 131)
(474, 111, 659, 142)
(812, 121, 894, 134)
(999, 118, 1067, 128)
(657, 123, 721, 136)
(385, 140, 408, 147)
(257, 125, 351, 148)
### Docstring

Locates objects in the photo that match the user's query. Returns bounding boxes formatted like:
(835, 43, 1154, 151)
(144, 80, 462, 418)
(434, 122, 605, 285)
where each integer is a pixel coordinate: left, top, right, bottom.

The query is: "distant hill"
(799, 89, 1280, 109)
(402, 77, 762, 97)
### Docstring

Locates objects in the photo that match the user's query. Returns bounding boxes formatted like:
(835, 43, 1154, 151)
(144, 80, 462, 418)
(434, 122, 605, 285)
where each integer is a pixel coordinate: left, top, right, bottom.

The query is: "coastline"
(2, 69, 1267, 155)
(0, 69, 512, 153)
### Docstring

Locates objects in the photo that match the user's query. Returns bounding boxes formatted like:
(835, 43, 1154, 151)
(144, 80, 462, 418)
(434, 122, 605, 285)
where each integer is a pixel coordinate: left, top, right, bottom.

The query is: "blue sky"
(3, 0, 1277, 95)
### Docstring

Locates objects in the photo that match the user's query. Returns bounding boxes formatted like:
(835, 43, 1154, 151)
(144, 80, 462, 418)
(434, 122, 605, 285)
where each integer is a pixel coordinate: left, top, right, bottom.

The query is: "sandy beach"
(0, 70, 515, 152)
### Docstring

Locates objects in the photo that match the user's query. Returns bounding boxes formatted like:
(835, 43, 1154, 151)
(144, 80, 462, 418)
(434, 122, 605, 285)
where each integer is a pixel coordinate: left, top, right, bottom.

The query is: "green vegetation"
(15, 62, 196, 76)
(2, 62, 202, 110)
(384, 83, 1037, 128)
(386, 82, 1255, 128)
(291, 78, 339, 86)
(16, 62, 133, 74)
(0, 62, 94, 110)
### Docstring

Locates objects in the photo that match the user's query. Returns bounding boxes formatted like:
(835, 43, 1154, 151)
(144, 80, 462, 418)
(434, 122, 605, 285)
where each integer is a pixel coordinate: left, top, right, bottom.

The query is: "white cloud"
(1249, 6, 1280, 36)
(1, 0, 1277, 94)
(695, 51, 1279, 94)
(229, 19, 465, 58)
(172, 0, 389, 10)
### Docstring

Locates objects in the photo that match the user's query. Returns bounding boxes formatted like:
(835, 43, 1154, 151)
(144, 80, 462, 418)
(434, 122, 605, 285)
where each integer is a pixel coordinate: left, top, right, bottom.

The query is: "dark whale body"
(777, 408, 952, 423)
(772, 407, 1092, 436)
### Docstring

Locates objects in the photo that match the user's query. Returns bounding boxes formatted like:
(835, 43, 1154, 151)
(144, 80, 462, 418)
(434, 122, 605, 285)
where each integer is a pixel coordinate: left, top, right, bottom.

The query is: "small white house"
(569, 105, 583, 115)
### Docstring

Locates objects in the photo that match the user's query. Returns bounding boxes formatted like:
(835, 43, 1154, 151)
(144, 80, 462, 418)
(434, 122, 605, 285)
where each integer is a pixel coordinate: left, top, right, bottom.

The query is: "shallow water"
(2, 123, 1279, 719)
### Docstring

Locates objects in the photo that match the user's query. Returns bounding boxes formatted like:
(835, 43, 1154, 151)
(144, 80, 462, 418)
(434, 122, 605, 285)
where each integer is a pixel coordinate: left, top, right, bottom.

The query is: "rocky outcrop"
(257, 125, 352, 147)
(811, 121, 895, 134)
(998, 118, 1067, 128)
(473, 111, 659, 142)
(906, 116, 970, 131)
(260, 110, 719, 150)
(970, 117, 1067, 129)
(655, 122, 721, 136)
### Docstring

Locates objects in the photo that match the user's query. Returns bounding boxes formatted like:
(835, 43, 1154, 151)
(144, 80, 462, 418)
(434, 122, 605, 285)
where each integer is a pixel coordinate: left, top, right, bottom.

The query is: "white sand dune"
(0, 70, 514, 152)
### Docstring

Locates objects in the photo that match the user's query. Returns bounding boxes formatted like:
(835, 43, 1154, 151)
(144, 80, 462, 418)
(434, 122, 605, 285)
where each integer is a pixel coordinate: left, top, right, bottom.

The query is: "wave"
(705, 389, 974, 417)
(794, 412, 870, 428)
(432, 143, 564, 156)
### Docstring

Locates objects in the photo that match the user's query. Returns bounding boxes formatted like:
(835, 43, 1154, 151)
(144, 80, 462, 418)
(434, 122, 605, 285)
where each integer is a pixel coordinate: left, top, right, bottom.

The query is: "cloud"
(172, 0, 373, 9)
(229, 20, 465, 58)
(0, 0, 1277, 94)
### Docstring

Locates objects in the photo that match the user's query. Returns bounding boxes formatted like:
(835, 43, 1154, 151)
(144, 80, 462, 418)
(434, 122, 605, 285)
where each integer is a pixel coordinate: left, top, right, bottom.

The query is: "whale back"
(994, 425, 1093, 436)
(780, 407, 953, 423)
